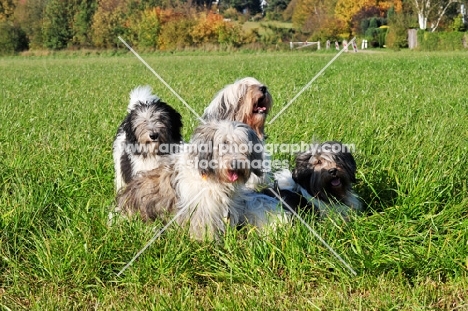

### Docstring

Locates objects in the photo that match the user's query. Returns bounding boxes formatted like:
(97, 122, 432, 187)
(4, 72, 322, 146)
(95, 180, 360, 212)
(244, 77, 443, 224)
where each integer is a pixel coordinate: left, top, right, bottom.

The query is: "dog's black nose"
(260, 86, 267, 94)
(149, 133, 159, 141)
(328, 168, 337, 175)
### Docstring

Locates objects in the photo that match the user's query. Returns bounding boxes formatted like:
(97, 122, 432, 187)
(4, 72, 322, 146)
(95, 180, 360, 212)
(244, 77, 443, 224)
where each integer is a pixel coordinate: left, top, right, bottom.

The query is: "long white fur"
(113, 133, 127, 192)
(175, 120, 253, 238)
(238, 188, 290, 229)
(127, 85, 159, 112)
(173, 152, 241, 240)
(203, 77, 262, 120)
(174, 122, 288, 238)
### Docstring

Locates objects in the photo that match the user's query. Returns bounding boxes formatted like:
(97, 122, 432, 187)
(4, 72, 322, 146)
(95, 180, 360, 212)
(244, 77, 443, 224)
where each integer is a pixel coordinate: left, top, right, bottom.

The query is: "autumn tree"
(385, 9, 409, 49)
(282, 0, 297, 21)
(0, 0, 15, 21)
(0, 0, 28, 54)
(351, 6, 384, 34)
(288, 0, 336, 31)
(91, 0, 129, 48)
(334, 0, 375, 35)
(14, 0, 47, 48)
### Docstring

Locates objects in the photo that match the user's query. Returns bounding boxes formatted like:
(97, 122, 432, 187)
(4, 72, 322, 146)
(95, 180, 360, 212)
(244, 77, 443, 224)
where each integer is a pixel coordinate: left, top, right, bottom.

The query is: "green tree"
(264, 0, 290, 20)
(0, 0, 29, 53)
(452, 14, 466, 31)
(224, 0, 263, 16)
(42, 0, 74, 49)
(72, 0, 97, 47)
(127, 8, 161, 48)
(0, 21, 28, 54)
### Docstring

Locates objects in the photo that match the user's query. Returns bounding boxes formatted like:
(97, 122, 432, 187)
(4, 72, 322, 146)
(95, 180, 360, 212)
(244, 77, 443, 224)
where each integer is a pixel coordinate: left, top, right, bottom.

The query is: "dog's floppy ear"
(190, 123, 217, 177)
(335, 151, 357, 183)
(158, 101, 183, 143)
(121, 112, 137, 144)
(213, 94, 233, 120)
(325, 141, 357, 183)
(292, 150, 313, 187)
(203, 82, 244, 122)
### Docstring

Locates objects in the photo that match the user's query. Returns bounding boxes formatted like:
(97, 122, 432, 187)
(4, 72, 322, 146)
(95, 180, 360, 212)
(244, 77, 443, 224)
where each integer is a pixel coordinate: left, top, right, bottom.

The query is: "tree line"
(0, 0, 466, 54)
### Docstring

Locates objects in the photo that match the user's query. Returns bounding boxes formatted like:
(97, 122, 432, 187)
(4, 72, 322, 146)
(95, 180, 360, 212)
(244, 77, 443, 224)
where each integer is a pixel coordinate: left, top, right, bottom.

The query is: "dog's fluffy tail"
(127, 85, 160, 112)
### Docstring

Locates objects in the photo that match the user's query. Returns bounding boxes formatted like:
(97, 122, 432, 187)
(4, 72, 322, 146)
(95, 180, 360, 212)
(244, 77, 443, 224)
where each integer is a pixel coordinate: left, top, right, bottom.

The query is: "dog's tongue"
(228, 170, 238, 182)
(254, 106, 267, 113)
(331, 178, 341, 187)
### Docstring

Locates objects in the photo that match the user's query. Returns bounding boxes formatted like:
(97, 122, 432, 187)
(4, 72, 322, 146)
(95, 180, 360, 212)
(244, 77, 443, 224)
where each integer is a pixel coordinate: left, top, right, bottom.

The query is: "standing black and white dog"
(273, 141, 362, 218)
(113, 86, 183, 193)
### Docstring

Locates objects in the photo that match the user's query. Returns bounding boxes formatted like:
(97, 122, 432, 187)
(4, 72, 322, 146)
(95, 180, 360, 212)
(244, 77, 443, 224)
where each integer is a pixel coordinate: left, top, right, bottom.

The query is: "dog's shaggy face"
(202, 77, 272, 139)
(113, 85, 183, 192)
(189, 121, 264, 184)
(292, 142, 357, 205)
(121, 101, 183, 157)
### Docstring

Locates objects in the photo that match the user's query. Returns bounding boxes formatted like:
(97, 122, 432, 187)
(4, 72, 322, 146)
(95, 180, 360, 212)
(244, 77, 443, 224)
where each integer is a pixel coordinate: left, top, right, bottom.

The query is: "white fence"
(290, 40, 361, 52)
(289, 41, 321, 50)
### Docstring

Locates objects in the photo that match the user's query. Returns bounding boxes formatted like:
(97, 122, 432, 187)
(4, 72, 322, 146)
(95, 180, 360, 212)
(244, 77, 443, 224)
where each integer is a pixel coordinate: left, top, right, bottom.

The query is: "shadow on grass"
(356, 167, 398, 214)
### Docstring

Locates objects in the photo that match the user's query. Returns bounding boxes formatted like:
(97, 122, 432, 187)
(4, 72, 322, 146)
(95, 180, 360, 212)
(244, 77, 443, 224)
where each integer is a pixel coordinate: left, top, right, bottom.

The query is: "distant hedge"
(417, 30, 467, 51)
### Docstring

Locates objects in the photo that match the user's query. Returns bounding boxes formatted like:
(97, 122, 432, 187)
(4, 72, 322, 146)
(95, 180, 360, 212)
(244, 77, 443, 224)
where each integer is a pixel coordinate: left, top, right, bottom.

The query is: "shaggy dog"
(202, 77, 273, 189)
(115, 121, 285, 240)
(113, 85, 183, 193)
(201, 77, 272, 140)
(273, 141, 361, 218)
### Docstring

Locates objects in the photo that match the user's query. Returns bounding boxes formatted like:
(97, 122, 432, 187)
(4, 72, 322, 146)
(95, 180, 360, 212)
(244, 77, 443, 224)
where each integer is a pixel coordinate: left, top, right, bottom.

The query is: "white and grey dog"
(112, 86, 183, 193)
(202, 77, 273, 189)
(274, 141, 362, 219)
(115, 121, 285, 240)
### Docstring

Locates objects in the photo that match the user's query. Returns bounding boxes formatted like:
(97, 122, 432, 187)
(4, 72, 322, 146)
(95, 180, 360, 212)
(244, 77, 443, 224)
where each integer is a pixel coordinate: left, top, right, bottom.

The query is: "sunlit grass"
(0, 50, 467, 309)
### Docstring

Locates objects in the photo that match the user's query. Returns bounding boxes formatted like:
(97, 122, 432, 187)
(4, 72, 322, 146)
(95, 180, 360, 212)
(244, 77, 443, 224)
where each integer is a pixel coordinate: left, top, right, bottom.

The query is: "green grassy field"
(240, 21, 293, 33)
(1, 49, 467, 309)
